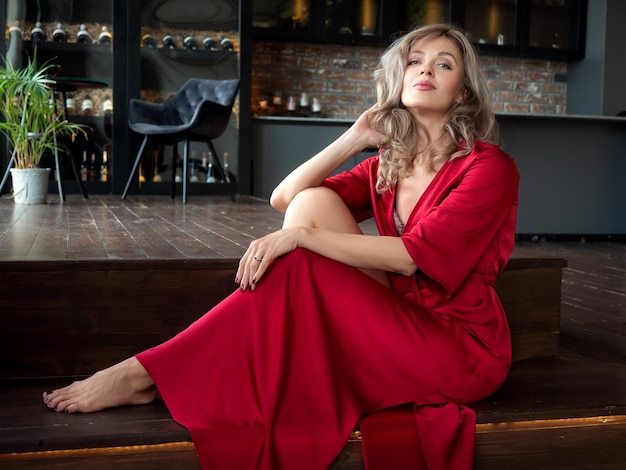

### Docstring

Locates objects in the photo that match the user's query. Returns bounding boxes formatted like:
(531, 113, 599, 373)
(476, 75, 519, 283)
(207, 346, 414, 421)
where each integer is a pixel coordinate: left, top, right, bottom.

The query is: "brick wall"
(252, 40, 568, 120)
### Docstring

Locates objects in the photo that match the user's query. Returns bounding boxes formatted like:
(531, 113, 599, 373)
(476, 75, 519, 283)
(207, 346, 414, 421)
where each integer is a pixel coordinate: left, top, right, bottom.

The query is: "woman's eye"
(408, 59, 421, 66)
(437, 62, 451, 69)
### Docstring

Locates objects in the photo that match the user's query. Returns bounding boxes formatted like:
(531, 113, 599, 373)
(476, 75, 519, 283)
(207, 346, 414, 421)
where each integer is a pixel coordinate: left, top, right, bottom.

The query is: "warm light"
(294, 0, 305, 23)
(360, 0, 378, 35)
(425, 0, 445, 24)
(476, 415, 626, 433)
(488, 0, 499, 42)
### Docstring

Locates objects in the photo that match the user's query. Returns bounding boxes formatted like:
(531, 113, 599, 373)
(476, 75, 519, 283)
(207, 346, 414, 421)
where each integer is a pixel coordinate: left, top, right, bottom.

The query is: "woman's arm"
(300, 229, 417, 275)
(237, 226, 416, 291)
(270, 106, 385, 213)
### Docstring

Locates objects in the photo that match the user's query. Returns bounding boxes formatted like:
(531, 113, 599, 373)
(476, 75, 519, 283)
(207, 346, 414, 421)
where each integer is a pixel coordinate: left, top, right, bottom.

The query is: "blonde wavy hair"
(373, 23, 499, 193)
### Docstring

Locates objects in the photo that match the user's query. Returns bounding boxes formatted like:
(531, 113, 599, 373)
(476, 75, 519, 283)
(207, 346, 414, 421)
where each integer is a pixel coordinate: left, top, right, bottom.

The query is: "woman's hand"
(270, 104, 386, 213)
(236, 227, 306, 291)
(351, 104, 387, 149)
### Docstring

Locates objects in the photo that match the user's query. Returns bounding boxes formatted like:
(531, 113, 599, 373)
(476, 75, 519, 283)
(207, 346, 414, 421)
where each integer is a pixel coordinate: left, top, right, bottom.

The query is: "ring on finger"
(253, 256, 262, 262)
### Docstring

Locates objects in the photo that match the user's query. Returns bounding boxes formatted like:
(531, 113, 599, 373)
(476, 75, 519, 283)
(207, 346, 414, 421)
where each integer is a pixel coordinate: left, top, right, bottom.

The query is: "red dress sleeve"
(321, 156, 379, 223)
(401, 143, 519, 297)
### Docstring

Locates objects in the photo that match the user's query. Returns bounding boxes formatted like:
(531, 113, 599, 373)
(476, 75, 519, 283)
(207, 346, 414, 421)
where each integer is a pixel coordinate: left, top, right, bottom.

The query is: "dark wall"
(497, 114, 625, 235)
(567, 0, 626, 116)
(252, 114, 626, 236)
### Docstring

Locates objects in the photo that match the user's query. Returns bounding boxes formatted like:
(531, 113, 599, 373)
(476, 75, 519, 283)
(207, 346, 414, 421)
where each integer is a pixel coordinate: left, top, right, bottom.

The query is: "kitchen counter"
(254, 112, 626, 124)
(252, 114, 626, 236)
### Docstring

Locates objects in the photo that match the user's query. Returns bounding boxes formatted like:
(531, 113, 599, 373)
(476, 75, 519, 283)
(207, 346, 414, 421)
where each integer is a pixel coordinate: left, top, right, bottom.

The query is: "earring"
(458, 88, 469, 103)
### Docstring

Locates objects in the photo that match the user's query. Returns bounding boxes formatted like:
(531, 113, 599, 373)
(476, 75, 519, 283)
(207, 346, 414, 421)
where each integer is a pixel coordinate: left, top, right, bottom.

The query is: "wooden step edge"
(0, 441, 200, 468)
(476, 414, 626, 433)
(4, 417, 625, 470)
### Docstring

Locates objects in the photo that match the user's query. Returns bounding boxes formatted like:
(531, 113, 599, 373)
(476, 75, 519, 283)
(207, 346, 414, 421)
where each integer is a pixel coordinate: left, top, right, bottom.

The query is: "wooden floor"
(1, 193, 625, 362)
(0, 194, 284, 261)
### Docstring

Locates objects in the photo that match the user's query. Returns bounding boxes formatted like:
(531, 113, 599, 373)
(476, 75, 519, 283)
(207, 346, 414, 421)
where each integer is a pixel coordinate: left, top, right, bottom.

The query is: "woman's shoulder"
(471, 140, 508, 158)
(470, 141, 519, 180)
(353, 154, 381, 174)
(449, 141, 518, 182)
(465, 141, 516, 168)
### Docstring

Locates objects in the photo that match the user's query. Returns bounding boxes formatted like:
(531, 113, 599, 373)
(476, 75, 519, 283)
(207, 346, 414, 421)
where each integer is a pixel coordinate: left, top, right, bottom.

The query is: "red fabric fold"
(361, 403, 476, 470)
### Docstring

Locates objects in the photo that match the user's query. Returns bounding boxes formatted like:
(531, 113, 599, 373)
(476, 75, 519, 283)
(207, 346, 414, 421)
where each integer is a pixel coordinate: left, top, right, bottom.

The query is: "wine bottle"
(152, 150, 162, 182)
(52, 23, 67, 43)
(286, 95, 297, 115)
(205, 152, 217, 183)
(89, 153, 100, 181)
(98, 26, 112, 45)
(203, 36, 218, 50)
(31, 22, 45, 43)
(189, 151, 199, 182)
(201, 153, 208, 180)
(220, 37, 234, 51)
(142, 34, 156, 48)
(298, 92, 311, 117)
(190, 162, 199, 182)
(162, 35, 176, 49)
(223, 152, 236, 184)
(102, 95, 113, 118)
(183, 35, 198, 50)
(77, 24, 92, 44)
(311, 97, 323, 117)
(100, 150, 109, 182)
(174, 154, 183, 182)
(81, 152, 88, 181)
(65, 94, 75, 115)
(81, 95, 93, 115)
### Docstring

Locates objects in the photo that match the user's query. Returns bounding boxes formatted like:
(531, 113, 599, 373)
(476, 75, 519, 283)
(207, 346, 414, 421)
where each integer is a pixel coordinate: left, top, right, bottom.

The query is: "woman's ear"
(457, 87, 469, 104)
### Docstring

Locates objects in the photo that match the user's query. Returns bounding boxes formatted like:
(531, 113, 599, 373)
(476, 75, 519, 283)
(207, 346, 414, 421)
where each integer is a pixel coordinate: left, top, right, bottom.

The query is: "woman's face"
(400, 36, 465, 120)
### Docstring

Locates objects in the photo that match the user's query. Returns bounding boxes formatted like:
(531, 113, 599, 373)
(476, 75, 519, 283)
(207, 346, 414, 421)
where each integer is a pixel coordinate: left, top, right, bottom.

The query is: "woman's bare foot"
(42, 357, 157, 413)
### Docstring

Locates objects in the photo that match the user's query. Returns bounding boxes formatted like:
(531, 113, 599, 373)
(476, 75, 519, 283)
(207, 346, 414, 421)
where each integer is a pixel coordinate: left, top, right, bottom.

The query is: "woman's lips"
(414, 81, 435, 91)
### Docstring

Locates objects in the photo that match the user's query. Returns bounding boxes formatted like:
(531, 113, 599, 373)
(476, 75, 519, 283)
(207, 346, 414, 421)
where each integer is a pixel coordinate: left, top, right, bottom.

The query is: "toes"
(46, 393, 68, 412)
(64, 403, 77, 413)
(53, 401, 68, 413)
(43, 391, 55, 408)
(53, 396, 76, 413)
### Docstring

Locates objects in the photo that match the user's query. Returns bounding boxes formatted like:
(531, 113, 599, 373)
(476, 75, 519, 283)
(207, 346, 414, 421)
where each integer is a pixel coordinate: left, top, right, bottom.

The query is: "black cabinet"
(253, 0, 404, 46)
(253, 0, 587, 60)
(451, 0, 587, 61)
(525, 0, 587, 60)
(409, 0, 587, 61)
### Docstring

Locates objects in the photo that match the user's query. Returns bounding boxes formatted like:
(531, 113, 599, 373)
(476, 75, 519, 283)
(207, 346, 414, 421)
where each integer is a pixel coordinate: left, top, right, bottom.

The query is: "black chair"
(122, 78, 240, 203)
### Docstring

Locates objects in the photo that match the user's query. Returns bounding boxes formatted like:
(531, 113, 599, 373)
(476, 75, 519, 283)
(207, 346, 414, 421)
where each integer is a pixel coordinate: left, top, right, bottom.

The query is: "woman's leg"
(283, 187, 390, 286)
(43, 356, 157, 413)
(42, 187, 381, 414)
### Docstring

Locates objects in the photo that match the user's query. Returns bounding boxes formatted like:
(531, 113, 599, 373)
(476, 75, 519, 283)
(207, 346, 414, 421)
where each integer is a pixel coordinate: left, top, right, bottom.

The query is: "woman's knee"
(291, 187, 341, 208)
(283, 187, 360, 232)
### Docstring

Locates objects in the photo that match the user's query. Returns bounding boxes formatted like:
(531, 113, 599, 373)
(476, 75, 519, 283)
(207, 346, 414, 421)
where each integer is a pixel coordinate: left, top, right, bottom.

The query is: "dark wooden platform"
(1, 194, 625, 469)
(2, 356, 625, 469)
(1, 194, 624, 361)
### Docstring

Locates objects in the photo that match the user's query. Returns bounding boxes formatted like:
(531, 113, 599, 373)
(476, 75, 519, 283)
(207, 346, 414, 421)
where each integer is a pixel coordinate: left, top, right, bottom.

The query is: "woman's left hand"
(236, 227, 305, 291)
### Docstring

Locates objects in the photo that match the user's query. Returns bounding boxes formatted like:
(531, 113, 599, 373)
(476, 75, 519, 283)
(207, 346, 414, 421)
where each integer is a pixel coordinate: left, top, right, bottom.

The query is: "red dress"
(136, 141, 519, 469)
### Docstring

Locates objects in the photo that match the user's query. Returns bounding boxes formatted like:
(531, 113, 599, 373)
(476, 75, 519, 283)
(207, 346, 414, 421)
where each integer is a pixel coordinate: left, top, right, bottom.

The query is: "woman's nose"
(420, 63, 433, 75)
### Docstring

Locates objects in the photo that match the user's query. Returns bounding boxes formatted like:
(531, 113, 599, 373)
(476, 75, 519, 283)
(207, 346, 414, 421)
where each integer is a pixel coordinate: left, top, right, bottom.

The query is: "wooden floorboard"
(1, 193, 624, 361)
(0, 194, 284, 260)
(513, 240, 626, 361)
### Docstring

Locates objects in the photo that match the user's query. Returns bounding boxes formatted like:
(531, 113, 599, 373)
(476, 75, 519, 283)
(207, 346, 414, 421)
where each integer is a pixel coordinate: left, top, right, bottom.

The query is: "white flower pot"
(10, 168, 51, 204)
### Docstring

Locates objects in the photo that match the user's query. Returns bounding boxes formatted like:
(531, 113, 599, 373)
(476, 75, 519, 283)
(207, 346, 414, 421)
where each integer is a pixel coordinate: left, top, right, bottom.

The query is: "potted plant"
(0, 53, 87, 203)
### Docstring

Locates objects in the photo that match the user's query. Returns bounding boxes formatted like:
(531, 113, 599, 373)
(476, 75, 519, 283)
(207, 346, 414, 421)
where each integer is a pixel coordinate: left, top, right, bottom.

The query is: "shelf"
(21, 40, 112, 83)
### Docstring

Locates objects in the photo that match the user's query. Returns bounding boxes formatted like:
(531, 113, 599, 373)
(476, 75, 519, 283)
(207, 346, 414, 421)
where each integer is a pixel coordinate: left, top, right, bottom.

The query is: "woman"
(43, 24, 519, 469)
